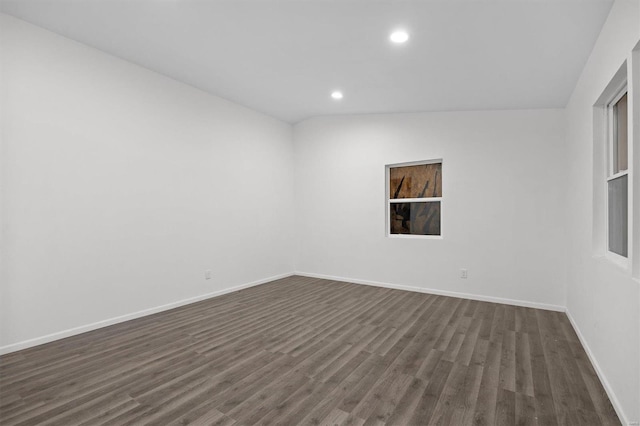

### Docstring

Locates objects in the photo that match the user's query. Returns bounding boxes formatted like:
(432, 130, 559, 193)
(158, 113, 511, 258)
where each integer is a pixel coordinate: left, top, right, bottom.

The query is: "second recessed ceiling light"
(390, 30, 409, 44)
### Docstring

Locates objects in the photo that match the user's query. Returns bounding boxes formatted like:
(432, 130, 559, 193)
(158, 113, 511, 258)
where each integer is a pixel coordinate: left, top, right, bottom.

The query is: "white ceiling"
(1, 0, 613, 123)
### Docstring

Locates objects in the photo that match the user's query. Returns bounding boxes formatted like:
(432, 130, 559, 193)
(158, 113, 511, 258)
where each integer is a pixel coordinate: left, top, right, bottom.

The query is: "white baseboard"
(295, 271, 565, 312)
(565, 309, 634, 426)
(0, 272, 294, 356)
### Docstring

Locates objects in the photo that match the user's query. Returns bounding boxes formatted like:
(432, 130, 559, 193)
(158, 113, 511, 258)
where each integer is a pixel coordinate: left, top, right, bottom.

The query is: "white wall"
(0, 15, 295, 351)
(564, 0, 640, 424)
(293, 109, 567, 309)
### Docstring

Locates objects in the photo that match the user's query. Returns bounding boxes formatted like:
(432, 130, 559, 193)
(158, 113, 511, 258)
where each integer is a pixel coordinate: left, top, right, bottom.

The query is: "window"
(607, 88, 628, 258)
(387, 160, 442, 237)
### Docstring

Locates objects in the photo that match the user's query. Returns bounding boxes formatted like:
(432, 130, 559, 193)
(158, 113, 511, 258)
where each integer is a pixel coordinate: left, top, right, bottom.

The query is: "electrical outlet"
(205, 270, 212, 280)
(460, 269, 468, 279)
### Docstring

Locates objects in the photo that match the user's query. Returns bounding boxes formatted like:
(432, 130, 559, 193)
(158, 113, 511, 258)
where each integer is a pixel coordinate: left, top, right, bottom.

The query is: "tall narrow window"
(607, 89, 628, 257)
(387, 160, 442, 237)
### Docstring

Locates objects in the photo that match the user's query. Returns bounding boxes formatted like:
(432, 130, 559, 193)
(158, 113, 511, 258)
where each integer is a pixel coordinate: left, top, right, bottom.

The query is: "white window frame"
(605, 83, 630, 265)
(385, 159, 443, 239)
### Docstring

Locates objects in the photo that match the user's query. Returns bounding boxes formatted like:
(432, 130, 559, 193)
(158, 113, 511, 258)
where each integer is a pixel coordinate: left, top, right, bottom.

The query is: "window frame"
(385, 159, 443, 240)
(605, 83, 630, 264)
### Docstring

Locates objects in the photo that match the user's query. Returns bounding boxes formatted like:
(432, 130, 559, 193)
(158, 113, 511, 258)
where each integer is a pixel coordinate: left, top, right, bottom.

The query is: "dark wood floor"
(0, 276, 620, 425)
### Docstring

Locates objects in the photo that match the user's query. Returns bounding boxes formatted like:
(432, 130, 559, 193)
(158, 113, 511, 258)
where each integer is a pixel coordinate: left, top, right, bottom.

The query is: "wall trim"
(294, 271, 565, 312)
(0, 272, 294, 356)
(565, 309, 635, 426)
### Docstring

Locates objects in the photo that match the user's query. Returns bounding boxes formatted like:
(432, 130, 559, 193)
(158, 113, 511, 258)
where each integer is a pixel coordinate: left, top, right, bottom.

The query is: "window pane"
(613, 93, 628, 174)
(390, 202, 440, 235)
(608, 174, 628, 257)
(390, 163, 442, 199)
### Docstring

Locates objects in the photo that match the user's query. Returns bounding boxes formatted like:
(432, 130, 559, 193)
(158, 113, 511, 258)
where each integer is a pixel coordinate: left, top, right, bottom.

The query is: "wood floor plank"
(383, 376, 428, 425)
(449, 364, 484, 426)
(425, 360, 468, 425)
(359, 373, 413, 425)
(472, 339, 503, 426)
(515, 392, 538, 426)
(495, 388, 516, 426)
(515, 332, 534, 397)
(0, 276, 621, 425)
(406, 359, 454, 425)
(499, 330, 517, 393)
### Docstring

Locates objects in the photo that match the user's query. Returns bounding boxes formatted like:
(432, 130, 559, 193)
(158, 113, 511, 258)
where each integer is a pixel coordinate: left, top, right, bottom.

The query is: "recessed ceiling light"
(390, 30, 409, 44)
(331, 91, 344, 100)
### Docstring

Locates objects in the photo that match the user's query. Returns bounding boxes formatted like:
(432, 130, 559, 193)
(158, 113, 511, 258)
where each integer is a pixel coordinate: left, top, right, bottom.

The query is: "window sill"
(387, 234, 443, 240)
(603, 251, 630, 271)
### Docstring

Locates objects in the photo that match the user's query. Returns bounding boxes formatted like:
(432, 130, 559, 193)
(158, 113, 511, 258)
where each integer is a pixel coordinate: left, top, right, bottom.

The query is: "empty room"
(0, 0, 639, 425)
